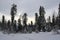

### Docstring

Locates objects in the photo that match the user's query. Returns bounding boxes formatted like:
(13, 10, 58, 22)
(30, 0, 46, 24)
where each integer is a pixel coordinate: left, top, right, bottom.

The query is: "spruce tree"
(58, 4, 60, 29)
(35, 13, 38, 31)
(30, 21, 33, 32)
(52, 13, 56, 29)
(11, 4, 17, 25)
(2, 15, 5, 30)
(35, 13, 38, 24)
(47, 16, 51, 32)
(38, 6, 46, 32)
(10, 4, 17, 32)
(7, 20, 11, 31)
(22, 13, 27, 33)
(18, 18, 22, 32)
(13, 20, 17, 32)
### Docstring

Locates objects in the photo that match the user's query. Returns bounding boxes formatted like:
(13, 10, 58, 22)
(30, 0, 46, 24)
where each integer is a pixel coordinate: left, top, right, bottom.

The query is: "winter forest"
(0, 3, 60, 34)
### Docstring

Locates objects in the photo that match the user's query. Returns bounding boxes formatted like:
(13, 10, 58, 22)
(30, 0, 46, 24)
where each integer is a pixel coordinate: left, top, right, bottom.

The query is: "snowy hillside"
(0, 31, 60, 40)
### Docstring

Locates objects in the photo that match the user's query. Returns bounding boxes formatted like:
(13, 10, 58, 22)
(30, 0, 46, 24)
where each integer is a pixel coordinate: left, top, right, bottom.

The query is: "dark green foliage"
(39, 6, 45, 16)
(30, 21, 33, 32)
(13, 20, 17, 32)
(35, 13, 38, 24)
(35, 13, 39, 31)
(46, 16, 51, 32)
(37, 6, 46, 32)
(11, 4, 17, 24)
(18, 18, 22, 32)
(7, 20, 11, 31)
(2, 15, 5, 30)
(52, 14, 56, 29)
(23, 13, 27, 26)
(58, 4, 60, 29)
(22, 13, 27, 33)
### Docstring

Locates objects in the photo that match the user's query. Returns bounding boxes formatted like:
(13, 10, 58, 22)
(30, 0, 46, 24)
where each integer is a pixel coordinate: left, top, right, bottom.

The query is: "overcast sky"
(0, 0, 60, 23)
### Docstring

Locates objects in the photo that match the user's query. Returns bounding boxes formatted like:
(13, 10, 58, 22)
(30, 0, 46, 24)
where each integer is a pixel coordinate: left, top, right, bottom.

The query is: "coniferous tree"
(22, 13, 27, 32)
(0, 21, 2, 30)
(52, 14, 55, 26)
(48, 16, 51, 23)
(53, 16, 59, 33)
(46, 16, 51, 32)
(30, 21, 33, 32)
(35, 13, 38, 31)
(52, 13, 56, 29)
(56, 16, 59, 26)
(18, 18, 22, 32)
(2, 15, 5, 30)
(28, 23, 31, 33)
(23, 13, 27, 26)
(31, 21, 33, 28)
(7, 20, 11, 31)
(35, 13, 38, 25)
(11, 4, 17, 25)
(58, 4, 60, 18)
(13, 20, 17, 32)
(10, 4, 17, 32)
(38, 6, 46, 32)
(58, 3, 60, 29)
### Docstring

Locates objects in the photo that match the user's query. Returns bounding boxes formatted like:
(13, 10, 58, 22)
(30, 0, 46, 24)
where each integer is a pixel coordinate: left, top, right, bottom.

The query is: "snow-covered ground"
(0, 31, 60, 40)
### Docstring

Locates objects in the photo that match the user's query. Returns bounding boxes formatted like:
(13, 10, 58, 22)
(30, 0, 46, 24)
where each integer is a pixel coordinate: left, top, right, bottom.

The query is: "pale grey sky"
(0, 0, 60, 23)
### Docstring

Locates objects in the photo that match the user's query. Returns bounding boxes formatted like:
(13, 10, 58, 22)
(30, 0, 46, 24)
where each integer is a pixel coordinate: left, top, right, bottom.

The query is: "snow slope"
(0, 32, 60, 40)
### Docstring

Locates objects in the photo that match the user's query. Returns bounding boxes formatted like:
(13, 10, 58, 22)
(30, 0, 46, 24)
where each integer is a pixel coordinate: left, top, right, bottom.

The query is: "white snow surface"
(0, 31, 60, 40)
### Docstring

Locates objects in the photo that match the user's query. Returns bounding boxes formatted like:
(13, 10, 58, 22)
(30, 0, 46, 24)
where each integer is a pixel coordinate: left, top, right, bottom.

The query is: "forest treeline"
(0, 4, 60, 33)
